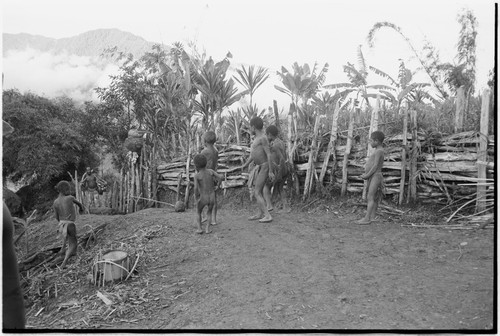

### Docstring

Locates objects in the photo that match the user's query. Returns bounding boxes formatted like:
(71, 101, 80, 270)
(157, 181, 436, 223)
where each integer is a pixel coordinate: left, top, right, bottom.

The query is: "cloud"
(3, 48, 119, 102)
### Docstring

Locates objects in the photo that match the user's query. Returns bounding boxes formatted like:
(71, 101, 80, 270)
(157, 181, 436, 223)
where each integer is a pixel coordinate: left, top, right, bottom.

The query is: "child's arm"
(72, 198, 85, 213)
(262, 137, 275, 180)
(360, 150, 384, 179)
(53, 204, 60, 222)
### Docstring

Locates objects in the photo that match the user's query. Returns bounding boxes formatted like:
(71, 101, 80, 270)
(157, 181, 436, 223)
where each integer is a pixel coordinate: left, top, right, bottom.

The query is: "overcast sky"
(2, 0, 496, 107)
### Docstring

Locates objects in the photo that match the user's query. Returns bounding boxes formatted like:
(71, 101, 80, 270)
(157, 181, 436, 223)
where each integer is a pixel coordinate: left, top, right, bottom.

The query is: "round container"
(101, 250, 130, 282)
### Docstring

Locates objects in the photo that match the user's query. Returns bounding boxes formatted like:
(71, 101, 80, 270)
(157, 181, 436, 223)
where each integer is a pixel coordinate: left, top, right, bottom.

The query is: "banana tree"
(369, 59, 440, 114)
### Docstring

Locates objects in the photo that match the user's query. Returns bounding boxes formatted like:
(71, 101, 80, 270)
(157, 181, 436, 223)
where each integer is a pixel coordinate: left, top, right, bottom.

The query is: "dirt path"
(24, 204, 494, 330)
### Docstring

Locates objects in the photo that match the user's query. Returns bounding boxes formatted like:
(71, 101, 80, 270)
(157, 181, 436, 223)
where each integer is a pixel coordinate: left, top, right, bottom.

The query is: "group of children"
(51, 118, 386, 267)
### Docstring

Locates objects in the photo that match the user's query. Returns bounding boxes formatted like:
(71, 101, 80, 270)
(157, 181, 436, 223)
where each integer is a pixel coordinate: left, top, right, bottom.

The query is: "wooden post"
(319, 100, 341, 186)
(119, 168, 124, 213)
(303, 113, 321, 199)
(454, 86, 466, 133)
(184, 147, 192, 208)
(341, 105, 355, 197)
(362, 95, 380, 200)
(476, 88, 490, 212)
(398, 106, 409, 205)
(273, 100, 281, 134)
(407, 108, 418, 203)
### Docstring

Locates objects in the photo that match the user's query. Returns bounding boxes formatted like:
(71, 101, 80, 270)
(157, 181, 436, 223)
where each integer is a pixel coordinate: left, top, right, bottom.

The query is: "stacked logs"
(156, 131, 494, 209)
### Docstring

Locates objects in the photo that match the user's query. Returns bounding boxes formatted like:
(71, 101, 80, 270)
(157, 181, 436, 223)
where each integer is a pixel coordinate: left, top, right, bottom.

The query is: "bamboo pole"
(476, 88, 490, 212)
(341, 105, 355, 197)
(119, 168, 125, 213)
(319, 100, 341, 186)
(303, 113, 321, 199)
(398, 106, 409, 205)
(362, 95, 380, 200)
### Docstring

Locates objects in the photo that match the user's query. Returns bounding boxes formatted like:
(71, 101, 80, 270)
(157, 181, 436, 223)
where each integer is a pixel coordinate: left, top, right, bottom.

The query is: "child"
(193, 154, 224, 234)
(200, 131, 219, 225)
(265, 125, 290, 212)
(240, 117, 275, 223)
(357, 131, 385, 224)
(53, 181, 84, 267)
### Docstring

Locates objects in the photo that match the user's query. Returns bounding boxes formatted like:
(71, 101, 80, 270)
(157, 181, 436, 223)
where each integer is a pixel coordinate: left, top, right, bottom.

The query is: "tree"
(275, 62, 329, 129)
(2, 90, 98, 209)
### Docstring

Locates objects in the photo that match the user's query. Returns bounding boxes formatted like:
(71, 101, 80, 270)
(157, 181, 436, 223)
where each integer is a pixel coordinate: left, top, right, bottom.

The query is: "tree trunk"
(476, 88, 491, 212)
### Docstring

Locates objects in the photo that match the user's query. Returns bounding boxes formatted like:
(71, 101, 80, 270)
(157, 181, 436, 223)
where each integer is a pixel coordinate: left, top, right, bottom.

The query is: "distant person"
(266, 125, 290, 213)
(193, 154, 223, 234)
(81, 167, 98, 208)
(53, 181, 84, 267)
(200, 131, 220, 225)
(2, 120, 25, 329)
(240, 117, 274, 223)
(357, 131, 385, 224)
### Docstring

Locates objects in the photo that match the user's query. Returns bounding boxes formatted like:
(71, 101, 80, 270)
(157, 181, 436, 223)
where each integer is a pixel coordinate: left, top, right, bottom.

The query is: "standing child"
(200, 131, 220, 225)
(240, 117, 275, 223)
(53, 181, 84, 267)
(265, 125, 290, 212)
(194, 154, 224, 234)
(357, 131, 385, 224)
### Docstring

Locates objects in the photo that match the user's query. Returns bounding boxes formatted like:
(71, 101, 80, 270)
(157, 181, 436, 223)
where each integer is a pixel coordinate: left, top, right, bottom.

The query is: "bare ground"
(18, 195, 495, 331)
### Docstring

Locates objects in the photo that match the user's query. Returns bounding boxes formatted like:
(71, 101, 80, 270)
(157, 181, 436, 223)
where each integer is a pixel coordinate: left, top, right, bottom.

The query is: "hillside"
(3, 28, 167, 59)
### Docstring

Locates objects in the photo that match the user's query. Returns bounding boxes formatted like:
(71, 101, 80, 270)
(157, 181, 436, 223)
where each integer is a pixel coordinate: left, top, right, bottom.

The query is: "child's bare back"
(193, 154, 223, 234)
(53, 181, 84, 267)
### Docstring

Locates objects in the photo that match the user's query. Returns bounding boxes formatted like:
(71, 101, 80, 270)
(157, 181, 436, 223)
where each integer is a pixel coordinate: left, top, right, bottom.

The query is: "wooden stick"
(398, 106, 408, 205)
(341, 103, 355, 197)
(476, 88, 490, 212)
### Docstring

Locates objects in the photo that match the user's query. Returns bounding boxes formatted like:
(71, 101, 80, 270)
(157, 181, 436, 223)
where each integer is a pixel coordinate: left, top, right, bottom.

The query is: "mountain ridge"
(3, 28, 167, 59)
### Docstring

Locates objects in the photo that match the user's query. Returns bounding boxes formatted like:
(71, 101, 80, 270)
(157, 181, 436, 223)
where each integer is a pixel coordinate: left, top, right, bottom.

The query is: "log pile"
(154, 130, 494, 226)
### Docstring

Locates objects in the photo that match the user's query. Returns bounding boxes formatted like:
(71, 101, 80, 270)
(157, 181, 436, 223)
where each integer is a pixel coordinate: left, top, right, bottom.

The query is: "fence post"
(454, 86, 466, 133)
(398, 106, 409, 205)
(476, 88, 490, 212)
(341, 105, 355, 197)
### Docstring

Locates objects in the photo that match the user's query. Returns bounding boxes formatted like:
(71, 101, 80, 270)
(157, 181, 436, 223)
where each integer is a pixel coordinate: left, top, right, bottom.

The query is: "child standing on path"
(266, 125, 290, 213)
(53, 181, 85, 267)
(194, 154, 224, 234)
(240, 117, 275, 223)
(357, 131, 385, 224)
(200, 131, 220, 225)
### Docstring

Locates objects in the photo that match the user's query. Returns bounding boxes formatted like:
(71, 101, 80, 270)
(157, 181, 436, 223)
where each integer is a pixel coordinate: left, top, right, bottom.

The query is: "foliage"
(2, 89, 98, 189)
(367, 21, 448, 100)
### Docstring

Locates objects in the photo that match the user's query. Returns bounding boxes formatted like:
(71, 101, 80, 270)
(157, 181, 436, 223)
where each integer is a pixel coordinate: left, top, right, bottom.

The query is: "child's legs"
(254, 165, 271, 219)
(196, 201, 205, 232)
(263, 183, 273, 210)
(366, 174, 382, 220)
(206, 203, 214, 233)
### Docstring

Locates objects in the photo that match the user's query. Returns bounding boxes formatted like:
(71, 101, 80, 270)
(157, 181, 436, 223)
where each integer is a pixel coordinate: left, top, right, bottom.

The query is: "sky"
(1, 0, 496, 109)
